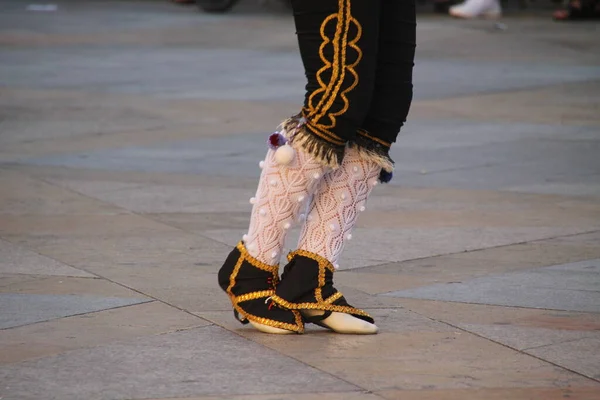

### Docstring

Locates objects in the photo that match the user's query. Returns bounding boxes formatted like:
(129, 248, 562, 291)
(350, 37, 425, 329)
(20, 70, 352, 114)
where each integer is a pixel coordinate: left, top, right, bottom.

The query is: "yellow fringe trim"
(281, 117, 345, 170)
(348, 141, 394, 173)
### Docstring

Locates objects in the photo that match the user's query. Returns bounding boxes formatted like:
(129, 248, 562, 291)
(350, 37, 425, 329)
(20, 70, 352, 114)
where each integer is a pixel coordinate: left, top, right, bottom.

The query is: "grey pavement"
(0, 1, 599, 400)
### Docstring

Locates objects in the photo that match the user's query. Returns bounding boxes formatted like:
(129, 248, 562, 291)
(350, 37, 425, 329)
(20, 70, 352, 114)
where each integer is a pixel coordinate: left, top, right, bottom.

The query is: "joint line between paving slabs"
(347, 228, 600, 273)
(24, 172, 600, 265)
(521, 335, 600, 352)
(0, 299, 154, 332)
(128, 390, 383, 400)
(400, 307, 600, 384)
(0, 237, 217, 330)
(8, 172, 600, 386)
(24, 172, 234, 249)
(424, 79, 600, 104)
(378, 297, 600, 313)
(193, 313, 385, 398)
(0, 235, 103, 279)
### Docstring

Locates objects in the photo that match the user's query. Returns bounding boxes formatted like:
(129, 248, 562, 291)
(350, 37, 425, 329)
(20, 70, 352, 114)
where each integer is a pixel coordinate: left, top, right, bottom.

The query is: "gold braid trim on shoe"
(226, 242, 304, 333)
(271, 249, 373, 320)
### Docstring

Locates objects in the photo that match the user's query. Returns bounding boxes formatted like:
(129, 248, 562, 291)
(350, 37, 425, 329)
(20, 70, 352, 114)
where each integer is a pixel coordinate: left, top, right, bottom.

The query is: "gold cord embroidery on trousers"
(304, 0, 363, 145)
(357, 129, 391, 148)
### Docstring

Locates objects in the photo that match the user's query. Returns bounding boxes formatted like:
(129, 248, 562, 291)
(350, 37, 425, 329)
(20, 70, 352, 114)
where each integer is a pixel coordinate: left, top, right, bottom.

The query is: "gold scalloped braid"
(271, 249, 373, 320)
(226, 242, 304, 333)
(348, 129, 394, 173)
(307, 0, 362, 136)
(279, 0, 363, 170)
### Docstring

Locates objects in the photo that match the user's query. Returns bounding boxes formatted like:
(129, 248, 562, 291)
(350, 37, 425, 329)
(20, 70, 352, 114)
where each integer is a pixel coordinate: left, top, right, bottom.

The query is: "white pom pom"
(346, 233, 352, 240)
(359, 206, 366, 212)
(298, 195, 305, 202)
(249, 197, 256, 204)
(274, 144, 295, 165)
(242, 234, 248, 241)
(259, 161, 265, 169)
(333, 263, 340, 270)
(283, 222, 291, 230)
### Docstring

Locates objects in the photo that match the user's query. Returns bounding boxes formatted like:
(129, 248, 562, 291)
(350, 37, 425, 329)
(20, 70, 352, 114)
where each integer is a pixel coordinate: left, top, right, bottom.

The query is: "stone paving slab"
(376, 387, 600, 400)
(384, 259, 600, 312)
(0, 326, 357, 400)
(391, 298, 600, 332)
(526, 337, 600, 380)
(200, 309, 597, 393)
(0, 275, 145, 298)
(334, 254, 554, 295)
(140, 393, 381, 400)
(0, 301, 207, 365)
(458, 323, 598, 351)
(0, 213, 183, 238)
(200, 226, 597, 270)
(3, 233, 229, 273)
(11, 118, 600, 196)
(0, 170, 123, 216)
(0, 293, 150, 329)
(442, 233, 600, 267)
(1, 45, 599, 101)
(0, 274, 39, 289)
(52, 179, 258, 214)
(389, 298, 600, 371)
(0, 234, 235, 312)
(0, 238, 94, 277)
(411, 80, 600, 127)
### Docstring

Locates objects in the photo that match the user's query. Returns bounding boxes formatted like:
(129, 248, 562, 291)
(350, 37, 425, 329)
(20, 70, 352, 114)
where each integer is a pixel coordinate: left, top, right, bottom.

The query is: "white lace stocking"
(297, 147, 381, 268)
(244, 147, 327, 265)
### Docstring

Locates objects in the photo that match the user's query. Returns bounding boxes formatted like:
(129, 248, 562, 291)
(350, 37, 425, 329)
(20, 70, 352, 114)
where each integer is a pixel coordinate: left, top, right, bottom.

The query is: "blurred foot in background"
(553, 0, 600, 20)
(449, 0, 502, 18)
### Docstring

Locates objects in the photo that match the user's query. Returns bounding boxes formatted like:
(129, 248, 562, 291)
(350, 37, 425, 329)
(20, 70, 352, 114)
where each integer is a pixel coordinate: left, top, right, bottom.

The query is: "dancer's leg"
(285, 146, 381, 334)
(352, 0, 417, 174)
(270, 0, 385, 334)
(217, 0, 381, 334)
(244, 146, 326, 266)
(284, 0, 381, 168)
(272, 0, 416, 334)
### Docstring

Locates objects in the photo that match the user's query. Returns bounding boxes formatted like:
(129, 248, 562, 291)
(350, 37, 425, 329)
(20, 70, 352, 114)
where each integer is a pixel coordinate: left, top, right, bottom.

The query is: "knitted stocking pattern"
(297, 147, 381, 268)
(244, 147, 327, 265)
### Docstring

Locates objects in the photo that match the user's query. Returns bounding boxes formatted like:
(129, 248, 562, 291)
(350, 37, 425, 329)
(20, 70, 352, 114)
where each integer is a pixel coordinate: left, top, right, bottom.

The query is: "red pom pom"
(268, 132, 287, 149)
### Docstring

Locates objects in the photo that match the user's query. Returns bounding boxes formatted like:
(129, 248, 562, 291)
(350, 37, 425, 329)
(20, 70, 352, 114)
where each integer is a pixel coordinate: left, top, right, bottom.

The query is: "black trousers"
(287, 0, 416, 170)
